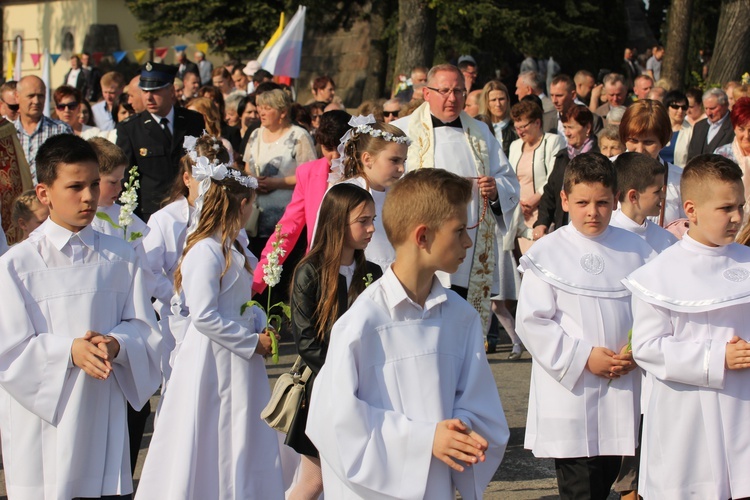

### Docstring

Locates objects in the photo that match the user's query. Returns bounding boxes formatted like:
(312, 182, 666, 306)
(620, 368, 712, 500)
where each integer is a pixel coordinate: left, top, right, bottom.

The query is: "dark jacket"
(116, 107, 205, 220)
(286, 259, 383, 456)
(535, 143, 601, 232)
(687, 115, 735, 162)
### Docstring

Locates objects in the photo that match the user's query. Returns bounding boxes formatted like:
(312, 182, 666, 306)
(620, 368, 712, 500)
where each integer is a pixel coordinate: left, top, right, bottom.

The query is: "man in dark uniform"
(116, 61, 205, 222)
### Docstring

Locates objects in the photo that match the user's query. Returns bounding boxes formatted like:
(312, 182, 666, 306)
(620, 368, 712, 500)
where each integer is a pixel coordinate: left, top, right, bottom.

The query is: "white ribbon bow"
(328, 114, 377, 184)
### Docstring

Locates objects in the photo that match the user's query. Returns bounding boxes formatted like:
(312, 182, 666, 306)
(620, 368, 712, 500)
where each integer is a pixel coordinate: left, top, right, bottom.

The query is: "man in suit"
(63, 55, 89, 95)
(544, 74, 603, 142)
(595, 73, 629, 119)
(175, 51, 199, 81)
(80, 52, 101, 102)
(117, 62, 205, 222)
(516, 71, 554, 114)
(687, 88, 734, 161)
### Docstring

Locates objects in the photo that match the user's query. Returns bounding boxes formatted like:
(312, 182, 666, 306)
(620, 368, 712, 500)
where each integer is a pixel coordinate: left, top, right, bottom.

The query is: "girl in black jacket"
(286, 183, 383, 499)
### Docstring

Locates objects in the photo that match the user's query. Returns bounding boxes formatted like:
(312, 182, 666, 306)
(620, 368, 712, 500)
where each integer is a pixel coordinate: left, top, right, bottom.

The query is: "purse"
(261, 356, 312, 434)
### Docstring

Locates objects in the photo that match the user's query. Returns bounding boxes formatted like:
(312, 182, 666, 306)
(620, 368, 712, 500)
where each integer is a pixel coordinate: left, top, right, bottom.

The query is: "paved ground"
(0, 335, 620, 499)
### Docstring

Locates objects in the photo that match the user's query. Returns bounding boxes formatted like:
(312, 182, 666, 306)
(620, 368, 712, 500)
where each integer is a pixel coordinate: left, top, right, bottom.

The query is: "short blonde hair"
(88, 137, 128, 174)
(256, 88, 292, 115)
(383, 169, 472, 246)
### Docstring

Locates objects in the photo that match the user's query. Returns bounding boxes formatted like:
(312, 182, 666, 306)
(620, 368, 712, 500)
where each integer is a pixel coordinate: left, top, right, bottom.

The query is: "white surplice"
(624, 234, 750, 500)
(142, 197, 191, 319)
(0, 219, 162, 500)
(610, 209, 677, 253)
(516, 224, 654, 458)
(392, 115, 519, 289)
(306, 268, 509, 500)
(135, 236, 284, 500)
(610, 209, 677, 412)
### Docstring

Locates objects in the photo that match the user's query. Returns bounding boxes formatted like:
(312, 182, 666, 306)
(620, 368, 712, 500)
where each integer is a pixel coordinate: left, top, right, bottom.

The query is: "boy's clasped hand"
(71, 330, 120, 380)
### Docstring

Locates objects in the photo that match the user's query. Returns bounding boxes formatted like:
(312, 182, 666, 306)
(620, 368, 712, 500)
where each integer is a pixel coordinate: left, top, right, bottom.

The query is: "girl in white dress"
(327, 115, 410, 272)
(135, 141, 285, 500)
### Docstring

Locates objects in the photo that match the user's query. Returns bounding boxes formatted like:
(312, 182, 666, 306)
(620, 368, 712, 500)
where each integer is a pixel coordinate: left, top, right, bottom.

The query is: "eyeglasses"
(426, 87, 467, 99)
(514, 121, 533, 132)
(669, 103, 688, 111)
(56, 102, 80, 111)
(383, 110, 400, 117)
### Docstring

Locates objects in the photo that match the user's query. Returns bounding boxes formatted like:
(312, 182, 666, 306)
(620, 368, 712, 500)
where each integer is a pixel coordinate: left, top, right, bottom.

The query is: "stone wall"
(297, 19, 374, 107)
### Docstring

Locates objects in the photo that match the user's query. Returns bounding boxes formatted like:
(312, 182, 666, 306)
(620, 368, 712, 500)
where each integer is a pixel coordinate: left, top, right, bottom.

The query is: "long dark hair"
(296, 183, 374, 340)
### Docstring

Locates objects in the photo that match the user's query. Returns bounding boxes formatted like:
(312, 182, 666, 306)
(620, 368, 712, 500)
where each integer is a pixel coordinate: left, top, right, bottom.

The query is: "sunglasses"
(383, 110, 400, 117)
(0, 100, 19, 112)
(669, 103, 688, 111)
(56, 102, 80, 111)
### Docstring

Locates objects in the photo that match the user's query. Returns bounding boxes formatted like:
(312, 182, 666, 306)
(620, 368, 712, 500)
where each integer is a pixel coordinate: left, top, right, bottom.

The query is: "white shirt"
(66, 68, 82, 87)
(707, 111, 729, 145)
(307, 267, 509, 500)
(92, 100, 115, 131)
(150, 107, 176, 135)
(610, 209, 677, 253)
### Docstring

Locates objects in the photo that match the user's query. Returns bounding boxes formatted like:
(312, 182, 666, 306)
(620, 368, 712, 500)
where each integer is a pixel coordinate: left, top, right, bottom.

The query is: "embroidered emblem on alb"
(723, 268, 750, 282)
(580, 253, 605, 275)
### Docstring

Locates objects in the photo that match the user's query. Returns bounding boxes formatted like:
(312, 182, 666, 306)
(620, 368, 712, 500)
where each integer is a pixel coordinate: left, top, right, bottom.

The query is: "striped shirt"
(14, 116, 72, 183)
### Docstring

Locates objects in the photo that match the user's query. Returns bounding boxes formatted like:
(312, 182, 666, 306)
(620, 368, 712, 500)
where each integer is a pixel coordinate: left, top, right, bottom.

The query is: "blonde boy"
(0, 134, 161, 499)
(89, 137, 149, 244)
(11, 188, 49, 240)
(611, 152, 677, 252)
(307, 169, 509, 500)
(516, 153, 654, 499)
(88, 136, 155, 473)
(624, 154, 750, 499)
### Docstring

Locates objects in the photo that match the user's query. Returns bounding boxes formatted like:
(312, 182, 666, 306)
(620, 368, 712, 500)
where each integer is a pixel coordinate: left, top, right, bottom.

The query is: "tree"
(707, 0, 750, 84)
(393, 0, 437, 85)
(125, 0, 284, 58)
(661, 0, 693, 89)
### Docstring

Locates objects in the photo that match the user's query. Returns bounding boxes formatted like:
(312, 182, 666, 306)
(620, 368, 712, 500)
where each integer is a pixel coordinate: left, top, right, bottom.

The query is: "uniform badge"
(146, 62, 153, 71)
(140, 148, 148, 157)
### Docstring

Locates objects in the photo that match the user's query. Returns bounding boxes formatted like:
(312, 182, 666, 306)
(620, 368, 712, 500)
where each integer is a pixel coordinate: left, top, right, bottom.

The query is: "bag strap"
(290, 355, 304, 374)
(290, 356, 313, 385)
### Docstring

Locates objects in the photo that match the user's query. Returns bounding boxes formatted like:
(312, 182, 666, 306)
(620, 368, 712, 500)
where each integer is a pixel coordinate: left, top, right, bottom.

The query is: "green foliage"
(430, 0, 628, 76)
(125, 0, 285, 58)
(685, 0, 721, 89)
(95, 211, 121, 229)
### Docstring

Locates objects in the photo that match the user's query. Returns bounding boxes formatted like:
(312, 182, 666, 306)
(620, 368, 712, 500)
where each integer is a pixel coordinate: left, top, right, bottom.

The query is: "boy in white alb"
(624, 154, 750, 500)
(611, 152, 678, 253)
(609, 153, 676, 499)
(88, 136, 157, 474)
(0, 135, 162, 500)
(516, 153, 655, 499)
(306, 169, 509, 500)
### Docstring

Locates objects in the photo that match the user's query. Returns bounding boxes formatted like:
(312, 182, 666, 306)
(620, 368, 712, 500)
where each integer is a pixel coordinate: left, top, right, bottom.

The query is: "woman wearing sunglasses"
(660, 91, 693, 167)
(53, 85, 100, 138)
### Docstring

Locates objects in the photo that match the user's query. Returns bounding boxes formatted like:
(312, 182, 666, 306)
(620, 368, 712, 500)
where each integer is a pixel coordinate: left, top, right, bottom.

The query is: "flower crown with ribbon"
(328, 114, 412, 183)
(183, 133, 258, 233)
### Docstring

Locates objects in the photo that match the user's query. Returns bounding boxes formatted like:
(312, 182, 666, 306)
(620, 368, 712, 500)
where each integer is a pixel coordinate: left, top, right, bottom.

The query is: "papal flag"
(259, 6, 306, 79)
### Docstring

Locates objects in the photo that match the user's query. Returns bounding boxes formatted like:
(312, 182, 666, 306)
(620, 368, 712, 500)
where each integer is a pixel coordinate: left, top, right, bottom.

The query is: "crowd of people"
(0, 40, 748, 500)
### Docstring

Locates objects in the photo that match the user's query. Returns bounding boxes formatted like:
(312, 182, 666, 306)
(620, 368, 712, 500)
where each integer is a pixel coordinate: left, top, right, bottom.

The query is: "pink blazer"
(252, 157, 330, 294)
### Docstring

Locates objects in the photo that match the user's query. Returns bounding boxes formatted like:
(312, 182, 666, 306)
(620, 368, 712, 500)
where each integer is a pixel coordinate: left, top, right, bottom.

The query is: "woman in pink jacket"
(252, 110, 352, 295)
